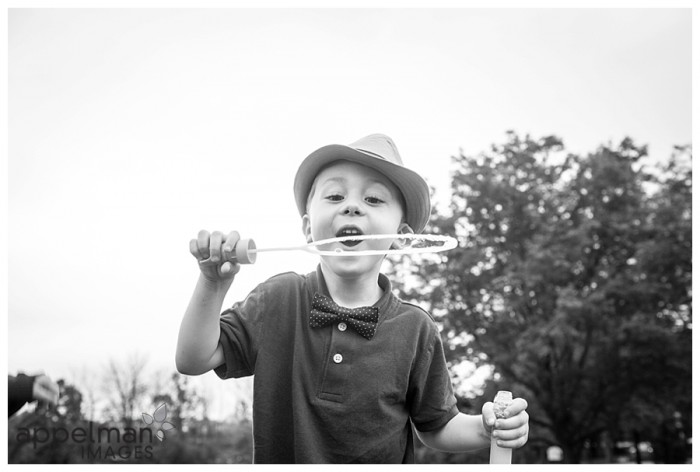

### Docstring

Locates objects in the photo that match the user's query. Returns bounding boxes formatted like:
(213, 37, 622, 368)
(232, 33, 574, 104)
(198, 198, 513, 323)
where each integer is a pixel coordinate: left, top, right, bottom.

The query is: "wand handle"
(489, 390, 513, 464)
(231, 238, 257, 264)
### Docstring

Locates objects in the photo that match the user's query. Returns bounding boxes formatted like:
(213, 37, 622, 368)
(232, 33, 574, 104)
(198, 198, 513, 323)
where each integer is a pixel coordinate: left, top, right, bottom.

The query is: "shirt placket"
(317, 318, 355, 403)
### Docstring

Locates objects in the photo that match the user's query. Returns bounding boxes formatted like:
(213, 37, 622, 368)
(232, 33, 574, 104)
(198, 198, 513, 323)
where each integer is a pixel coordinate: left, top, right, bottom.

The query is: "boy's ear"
(391, 223, 414, 250)
(301, 214, 313, 243)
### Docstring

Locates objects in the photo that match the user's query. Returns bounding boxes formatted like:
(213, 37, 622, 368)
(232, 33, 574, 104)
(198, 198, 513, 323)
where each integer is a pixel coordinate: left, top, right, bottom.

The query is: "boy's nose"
(341, 202, 363, 216)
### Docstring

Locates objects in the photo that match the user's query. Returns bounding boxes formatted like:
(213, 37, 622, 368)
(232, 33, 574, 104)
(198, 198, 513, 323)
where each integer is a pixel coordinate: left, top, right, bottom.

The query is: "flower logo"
(142, 403, 175, 441)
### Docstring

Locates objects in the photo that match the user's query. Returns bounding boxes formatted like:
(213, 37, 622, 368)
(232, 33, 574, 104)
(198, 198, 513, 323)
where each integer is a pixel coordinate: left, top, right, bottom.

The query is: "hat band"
(355, 148, 388, 161)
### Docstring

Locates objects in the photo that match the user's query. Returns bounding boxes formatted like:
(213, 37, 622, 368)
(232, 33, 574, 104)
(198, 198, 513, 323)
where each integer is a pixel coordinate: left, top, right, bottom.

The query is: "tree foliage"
(394, 132, 691, 463)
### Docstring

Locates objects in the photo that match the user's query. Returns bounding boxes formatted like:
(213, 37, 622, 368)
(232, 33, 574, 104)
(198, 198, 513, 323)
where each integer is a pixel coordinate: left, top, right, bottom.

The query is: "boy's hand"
(482, 397, 529, 449)
(190, 230, 242, 282)
(33, 374, 60, 406)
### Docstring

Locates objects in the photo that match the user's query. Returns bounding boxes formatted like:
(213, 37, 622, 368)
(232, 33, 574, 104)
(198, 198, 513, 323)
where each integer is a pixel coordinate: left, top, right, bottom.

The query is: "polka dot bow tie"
(309, 293, 379, 340)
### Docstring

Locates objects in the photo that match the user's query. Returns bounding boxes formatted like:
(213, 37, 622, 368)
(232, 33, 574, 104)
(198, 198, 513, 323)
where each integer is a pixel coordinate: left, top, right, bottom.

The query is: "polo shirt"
(215, 265, 458, 463)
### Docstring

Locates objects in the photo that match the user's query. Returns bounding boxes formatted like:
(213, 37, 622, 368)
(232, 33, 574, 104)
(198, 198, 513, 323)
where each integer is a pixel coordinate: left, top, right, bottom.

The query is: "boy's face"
(302, 160, 410, 277)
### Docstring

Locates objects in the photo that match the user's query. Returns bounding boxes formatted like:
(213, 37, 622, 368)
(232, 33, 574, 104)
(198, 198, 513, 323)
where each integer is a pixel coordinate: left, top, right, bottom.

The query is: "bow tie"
(309, 293, 379, 340)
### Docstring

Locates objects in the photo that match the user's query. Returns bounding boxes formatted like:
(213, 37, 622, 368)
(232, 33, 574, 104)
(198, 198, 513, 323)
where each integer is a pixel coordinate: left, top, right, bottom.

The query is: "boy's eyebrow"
(317, 176, 392, 190)
(317, 176, 347, 186)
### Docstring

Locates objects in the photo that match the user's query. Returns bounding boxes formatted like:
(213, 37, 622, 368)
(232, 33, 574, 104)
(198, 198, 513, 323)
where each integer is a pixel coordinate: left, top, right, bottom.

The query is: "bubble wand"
(214, 233, 458, 264)
(490, 391, 513, 465)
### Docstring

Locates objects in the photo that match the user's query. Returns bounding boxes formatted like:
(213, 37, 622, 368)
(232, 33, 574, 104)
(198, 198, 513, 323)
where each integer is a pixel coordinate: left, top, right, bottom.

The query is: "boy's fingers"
(494, 435, 529, 449)
(189, 239, 202, 260)
(196, 230, 211, 259)
(38, 386, 58, 405)
(495, 410, 529, 430)
(37, 376, 60, 395)
(494, 423, 529, 441)
(223, 231, 241, 260)
(191, 230, 244, 277)
(504, 397, 528, 416)
(209, 231, 224, 262)
(33, 382, 58, 405)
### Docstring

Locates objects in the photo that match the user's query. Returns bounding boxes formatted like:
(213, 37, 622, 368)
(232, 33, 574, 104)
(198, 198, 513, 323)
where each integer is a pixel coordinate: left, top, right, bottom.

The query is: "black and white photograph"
(4, 2, 693, 465)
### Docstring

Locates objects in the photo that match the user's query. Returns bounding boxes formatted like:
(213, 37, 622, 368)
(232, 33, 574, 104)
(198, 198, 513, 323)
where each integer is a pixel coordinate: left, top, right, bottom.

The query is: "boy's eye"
(365, 196, 385, 205)
(326, 194, 344, 202)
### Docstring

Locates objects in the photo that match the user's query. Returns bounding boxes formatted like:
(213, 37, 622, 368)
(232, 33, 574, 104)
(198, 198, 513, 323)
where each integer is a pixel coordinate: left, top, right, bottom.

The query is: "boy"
(176, 134, 529, 463)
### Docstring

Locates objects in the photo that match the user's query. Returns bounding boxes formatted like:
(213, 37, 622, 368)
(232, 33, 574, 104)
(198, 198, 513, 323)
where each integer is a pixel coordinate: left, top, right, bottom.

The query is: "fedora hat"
(293, 134, 431, 233)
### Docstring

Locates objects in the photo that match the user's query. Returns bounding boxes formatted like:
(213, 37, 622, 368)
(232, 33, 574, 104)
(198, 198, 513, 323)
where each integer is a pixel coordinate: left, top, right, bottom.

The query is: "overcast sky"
(5, 6, 692, 419)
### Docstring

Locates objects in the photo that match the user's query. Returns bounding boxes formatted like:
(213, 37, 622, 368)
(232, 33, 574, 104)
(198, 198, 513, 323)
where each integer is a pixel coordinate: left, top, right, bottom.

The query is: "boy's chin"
(321, 255, 383, 277)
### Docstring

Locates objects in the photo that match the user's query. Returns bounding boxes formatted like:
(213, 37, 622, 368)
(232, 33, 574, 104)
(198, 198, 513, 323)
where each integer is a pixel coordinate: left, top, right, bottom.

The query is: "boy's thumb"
(220, 262, 233, 275)
(482, 402, 497, 428)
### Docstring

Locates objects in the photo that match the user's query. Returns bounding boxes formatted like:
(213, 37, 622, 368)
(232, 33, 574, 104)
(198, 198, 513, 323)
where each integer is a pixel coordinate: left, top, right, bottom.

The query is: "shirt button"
(338, 322, 347, 332)
(333, 353, 343, 364)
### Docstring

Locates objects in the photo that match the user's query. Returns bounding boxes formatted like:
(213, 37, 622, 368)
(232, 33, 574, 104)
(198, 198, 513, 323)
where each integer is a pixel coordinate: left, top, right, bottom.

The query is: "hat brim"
(293, 144, 431, 233)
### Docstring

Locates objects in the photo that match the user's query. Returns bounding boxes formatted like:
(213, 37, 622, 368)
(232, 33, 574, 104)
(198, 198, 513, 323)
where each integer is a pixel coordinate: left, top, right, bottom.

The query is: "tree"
(104, 353, 150, 429)
(392, 132, 692, 463)
(152, 372, 209, 434)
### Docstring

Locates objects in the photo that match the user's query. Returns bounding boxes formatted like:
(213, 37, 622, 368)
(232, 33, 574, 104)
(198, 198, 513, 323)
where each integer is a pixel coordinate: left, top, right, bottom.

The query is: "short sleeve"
(214, 283, 267, 379)
(8, 374, 36, 416)
(408, 327, 459, 432)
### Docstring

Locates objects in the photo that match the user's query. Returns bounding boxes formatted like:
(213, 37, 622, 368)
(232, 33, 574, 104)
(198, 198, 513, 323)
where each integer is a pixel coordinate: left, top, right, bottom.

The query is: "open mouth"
(335, 226, 364, 247)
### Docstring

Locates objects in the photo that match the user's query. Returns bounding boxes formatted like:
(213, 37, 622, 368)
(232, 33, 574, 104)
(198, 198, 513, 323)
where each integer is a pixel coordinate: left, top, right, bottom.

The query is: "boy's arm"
(415, 413, 490, 452)
(176, 230, 240, 376)
(176, 274, 229, 375)
(416, 398, 529, 452)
